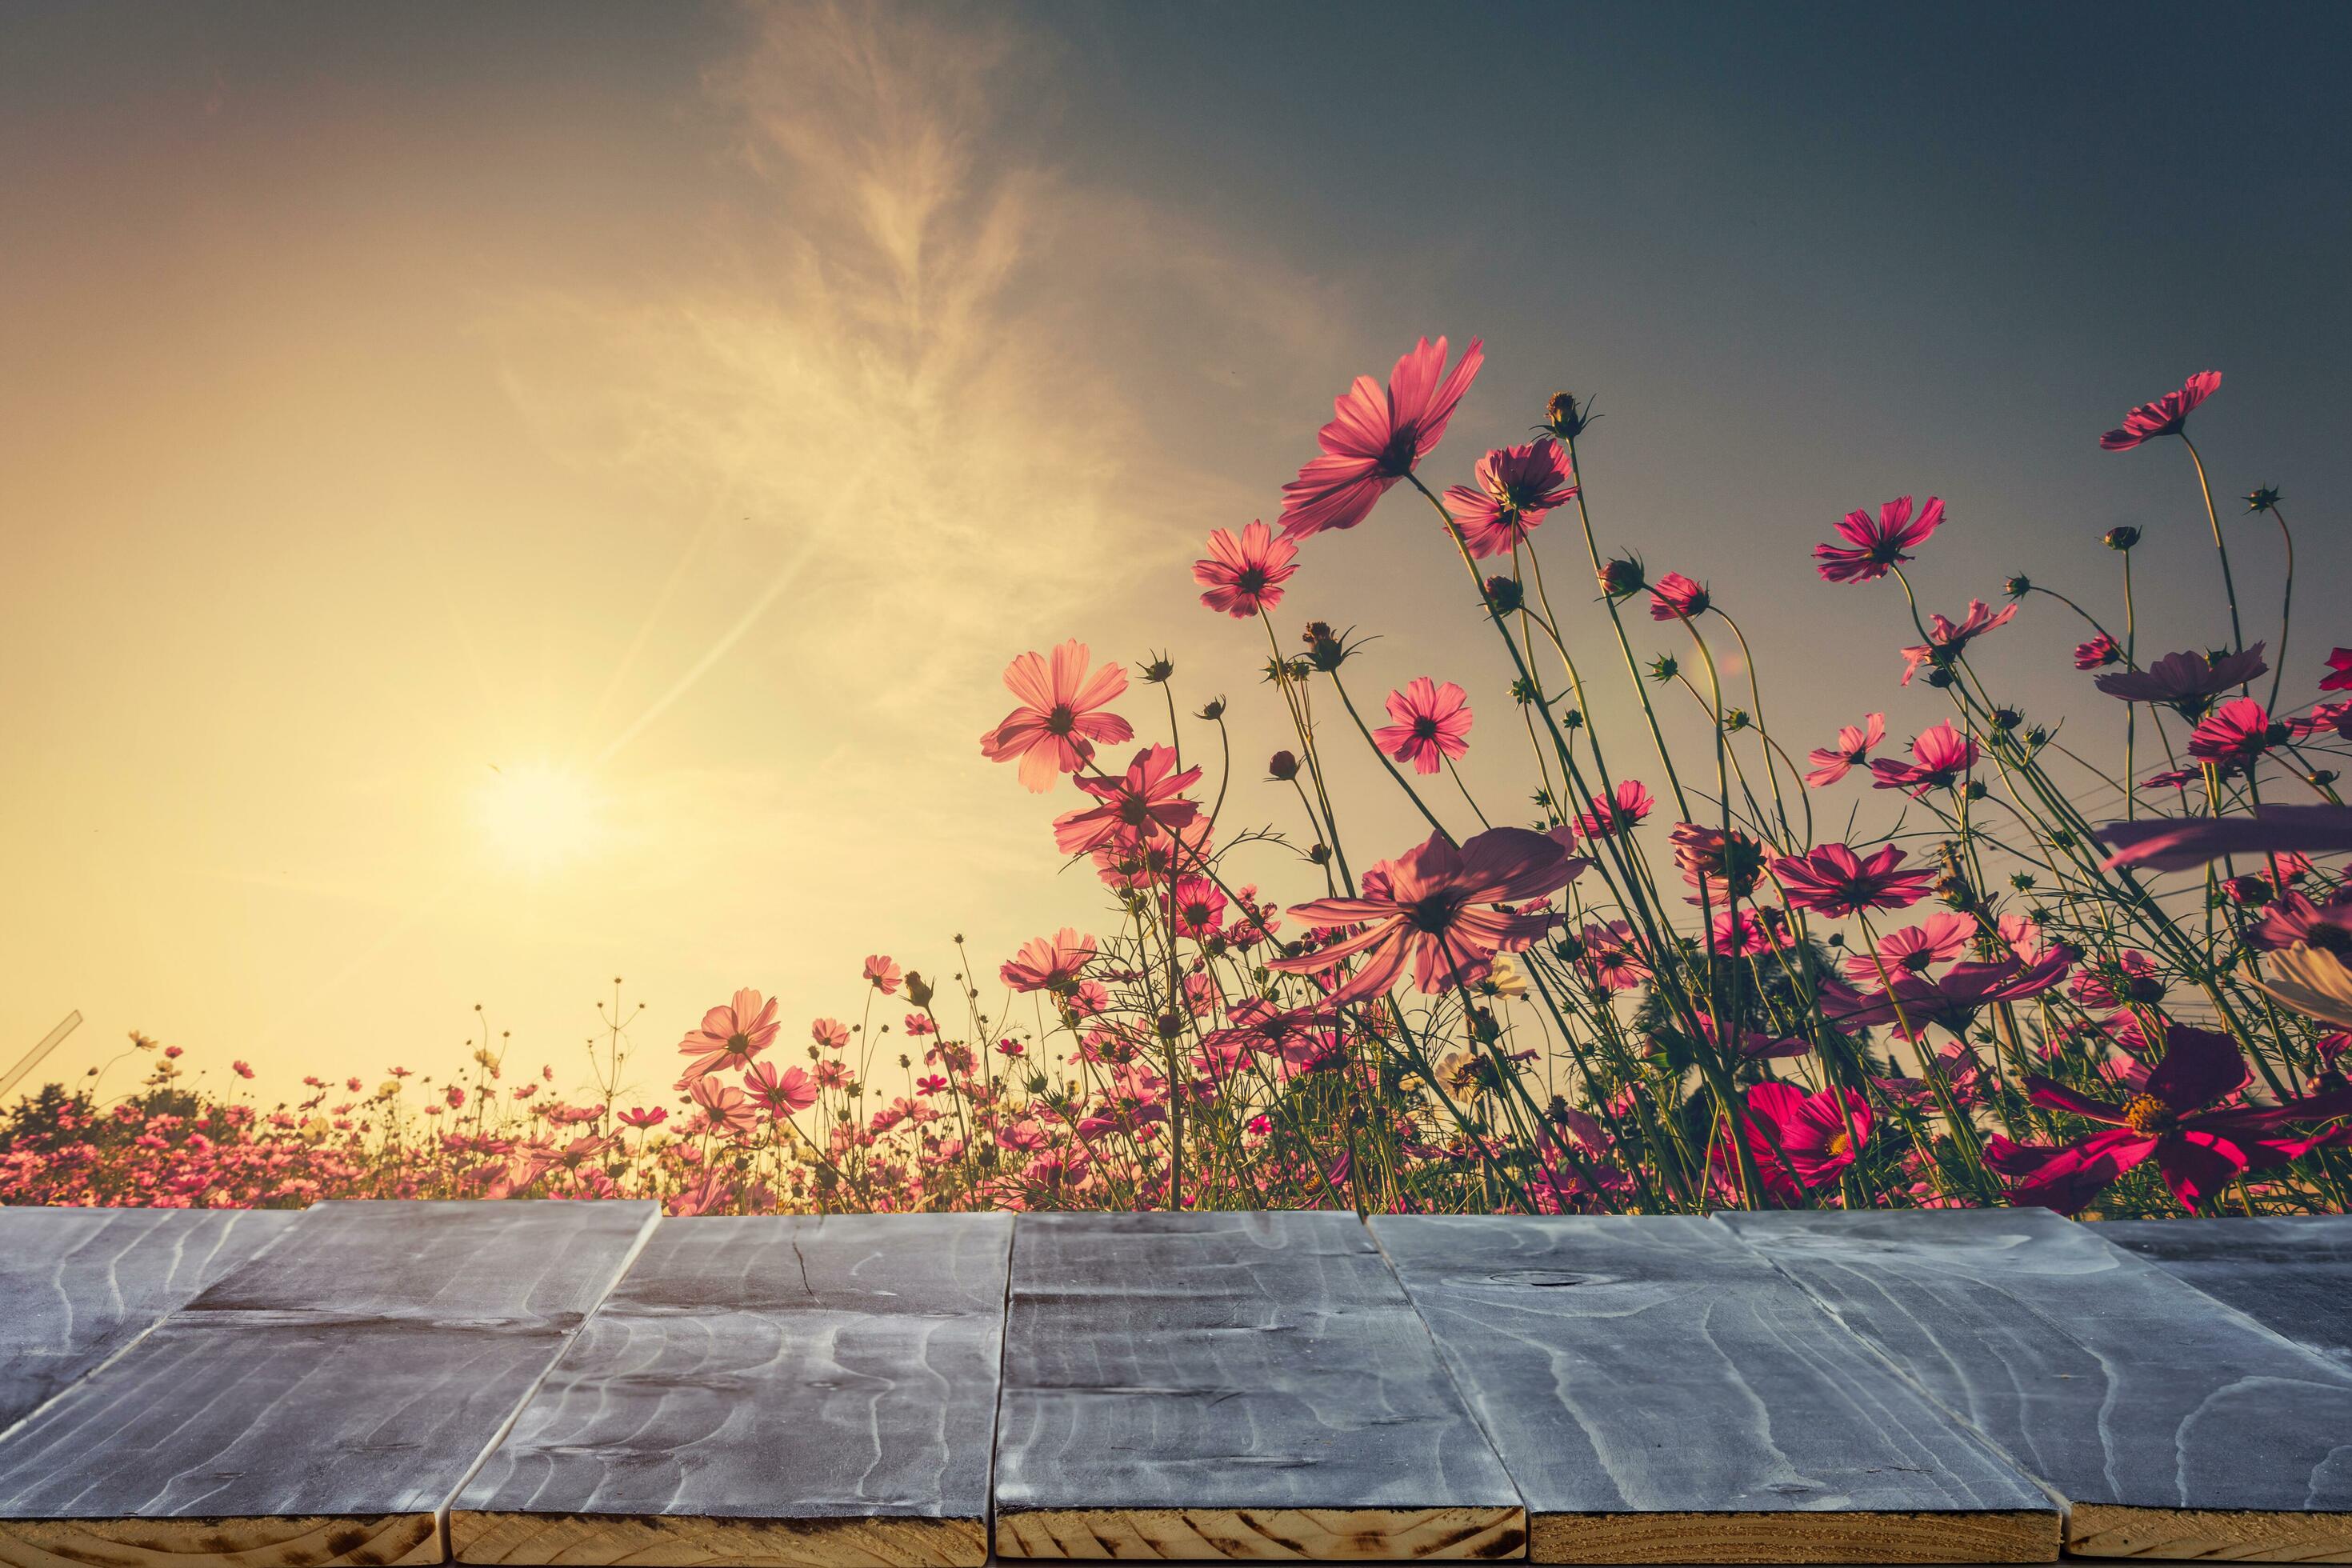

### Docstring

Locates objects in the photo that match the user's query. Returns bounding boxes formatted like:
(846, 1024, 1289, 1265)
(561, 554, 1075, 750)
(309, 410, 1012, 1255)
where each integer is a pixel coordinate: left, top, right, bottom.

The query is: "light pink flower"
(863, 955, 903, 995)
(1869, 722, 1981, 797)
(1899, 600, 2017, 686)
(2096, 644, 2266, 718)
(1805, 714, 1885, 788)
(1814, 495, 1943, 585)
(1193, 521, 1299, 618)
(1374, 678, 1474, 775)
(1000, 928, 1098, 993)
(1845, 913, 1976, 985)
(678, 989, 780, 1083)
(1051, 744, 1204, 856)
(1442, 439, 1576, 558)
(979, 641, 1134, 793)
(744, 1062, 817, 1117)
(1574, 778, 1654, 840)
(1772, 842, 1937, 917)
(1280, 337, 1484, 539)
(811, 1018, 850, 1051)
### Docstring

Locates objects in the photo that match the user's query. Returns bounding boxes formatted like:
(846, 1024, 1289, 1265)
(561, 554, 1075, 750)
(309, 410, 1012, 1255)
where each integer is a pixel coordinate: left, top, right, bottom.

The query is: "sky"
(4, 1, 2347, 1103)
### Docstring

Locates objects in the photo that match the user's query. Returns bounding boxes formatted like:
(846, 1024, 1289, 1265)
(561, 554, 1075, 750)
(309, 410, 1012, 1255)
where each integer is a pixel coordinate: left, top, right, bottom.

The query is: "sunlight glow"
(474, 762, 604, 872)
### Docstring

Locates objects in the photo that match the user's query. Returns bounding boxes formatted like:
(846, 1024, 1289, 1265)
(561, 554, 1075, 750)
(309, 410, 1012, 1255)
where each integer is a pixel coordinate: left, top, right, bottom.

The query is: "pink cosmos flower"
(1442, 439, 1577, 558)
(2186, 698, 2281, 765)
(1647, 572, 1711, 622)
(2250, 891, 2352, 954)
(1990, 1022, 2352, 1213)
(811, 1017, 850, 1051)
(1737, 1082, 1872, 1203)
(1773, 842, 1937, 917)
(1804, 714, 1886, 788)
(2323, 649, 2352, 694)
(1574, 778, 1655, 840)
(2095, 643, 2266, 717)
(1898, 599, 2017, 686)
(2099, 803, 2352, 870)
(863, 955, 903, 995)
(1670, 822, 1768, 900)
(618, 1106, 666, 1130)
(2100, 370, 2222, 450)
(678, 988, 780, 1083)
(1711, 906, 1794, 957)
(744, 1061, 818, 1117)
(2289, 702, 2352, 742)
(979, 641, 1135, 793)
(1869, 722, 1981, 796)
(1001, 928, 1098, 993)
(1090, 814, 1210, 891)
(687, 1076, 759, 1138)
(1576, 921, 1650, 991)
(1168, 878, 1227, 938)
(2071, 950, 2164, 1010)
(1814, 495, 1944, 585)
(1820, 951, 2071, 1042)
(232, 1061, 255, 1080)
(1844, 912, 1976, 985)
(1194, 521, 1299, 618)
(2074, 633, 2122, 670)
(1270, 826, 1588, 1006)
(1052, 745, 1204, 856)
(1280, 336, 1485, 539)
(1374, 678, 1474, 776)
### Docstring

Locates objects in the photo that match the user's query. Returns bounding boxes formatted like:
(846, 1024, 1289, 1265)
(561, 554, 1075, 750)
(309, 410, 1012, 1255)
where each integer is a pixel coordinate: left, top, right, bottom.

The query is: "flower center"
(1045, 703, 1076, 736)
(726, 1032, 751, 1056)
(1413, 717, 1440, 741)
(1406, 891, 1465, 934)
(1237, 567, 1266, 594)
(1825, 1131, 1852, 1158)
(2311, 924, 2352, 958)
(2122, 1093, 2174, 1134)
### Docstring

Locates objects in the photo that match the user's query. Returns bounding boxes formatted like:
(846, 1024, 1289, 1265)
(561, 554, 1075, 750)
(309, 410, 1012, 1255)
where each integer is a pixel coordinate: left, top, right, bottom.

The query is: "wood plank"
(450, 1213, 1012, 1568)
(992, 1211, 1524, 1562)
(0, 1206, 297, 1432)
(1370, 1214, 2059, 1563)
(0, 1198, 655, 1568)
(2098, 1217, 2352, 1370)
(1722, 1207, 2352, 1560)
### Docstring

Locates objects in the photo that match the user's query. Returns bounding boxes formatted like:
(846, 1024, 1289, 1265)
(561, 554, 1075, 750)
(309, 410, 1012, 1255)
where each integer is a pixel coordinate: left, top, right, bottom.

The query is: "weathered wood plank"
(1722, 1207, 2352, 1560)
(0, 1198, 655, 1568)
(2099, 1217, 2352, 1370)
(993, 1211, 1524, 1561)
(0, 1206, 297, 1433)
(450, 1213, 1012, 1568)
(1370, 1214, 2059, 1563)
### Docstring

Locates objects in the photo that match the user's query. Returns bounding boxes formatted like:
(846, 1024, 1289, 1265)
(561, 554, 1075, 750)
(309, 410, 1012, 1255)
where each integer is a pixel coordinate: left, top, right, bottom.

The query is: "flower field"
(9, 345, 2350, 1219)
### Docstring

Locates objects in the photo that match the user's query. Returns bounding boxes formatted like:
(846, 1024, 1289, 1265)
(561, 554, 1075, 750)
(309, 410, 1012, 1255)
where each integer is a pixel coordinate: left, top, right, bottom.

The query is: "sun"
(474, 762, 603, 872)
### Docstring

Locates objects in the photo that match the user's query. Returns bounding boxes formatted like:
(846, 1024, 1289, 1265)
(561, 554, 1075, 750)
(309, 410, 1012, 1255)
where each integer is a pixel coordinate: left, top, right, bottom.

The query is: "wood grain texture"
(451, 1213, 1013, 1568)
(2099, 1217, 2352, 1369)
(1370, 1214, 2058, 1563)
(1722, 1208, 2352, 1559)
(0, 1198, 656, 1568)
(993, 1211, 1524, 1561)
(0, 1206, 298, 1432)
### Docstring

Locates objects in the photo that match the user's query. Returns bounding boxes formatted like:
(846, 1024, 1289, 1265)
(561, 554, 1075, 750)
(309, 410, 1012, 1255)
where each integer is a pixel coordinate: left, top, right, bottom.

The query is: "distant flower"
(1052, 744, 1205, 857)
(744, 1062, 818, 1118)
(1574, 778, 1654, 840)
(1193, 521, 1299, 618)
(618, 1106, 666, 1129)
(2072, 950, 2165, 1010)
(1577, 922, 1650, 991)
(2321, 649, 2352, 693)
(1647, 572, 1710, 622)
(1814, 495, 1944, 585)
(687, 1076, 759, 1138)
(1821, 952, 2071, 1042)
(1670, 822, 1767, 899)
(1270, 826, 1587, 1005)
(2074, 633, 2122, 670)
(1280, 336, 1484, 539)
(1805, 713, 1885, 788)
(1869, 722, 1981, 796)
(863, 955, 903, 995)
(1374, 678, 1474, 775)
(1898, 600, 2017, 686)
(678, 988, 780, 1083)
(2095, 643, 2266, 718)
(1001, 928, 1098, 993)
(1773, 842, 1937, 917)
(1990, 1022, 2351, 1214)
(1442, 439, 1576, 558)
(2186, 698, 2280, 765)
(811, 1017, 850, 1051)
(1844, 912, 1975, 985)
(231, 1061, 254, 1080)
(980, 642, 1134, 793)
(2100, 370, 2222, 451)
(1169, 878, 1227, 938)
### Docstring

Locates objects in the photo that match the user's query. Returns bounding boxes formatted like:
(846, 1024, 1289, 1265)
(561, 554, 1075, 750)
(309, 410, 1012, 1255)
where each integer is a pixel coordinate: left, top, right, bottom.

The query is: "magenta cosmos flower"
(1899, 599, 2017, 686)
(1001, 928, 1097, 993)
(1819, 951, 2070, 1043)
(1814, 495, 1944, 585)
(1647, 572, 1711, 622)
(2100, 370, 2222, 451)
(1804, 713, 1885, 788)
(1374, 678, 1474, 775)
(1574, 778, 1654, 840)
(1990, 1022, 2352, 1213)
(2095, 643, 2266, 718)
(2099, 803, 2352, 871)
(743, 1061, 817, 1117)
(677, 988, 779, 1083)
(1734, 1082, 1872, 1203)
(1280, 336, 1484, 539)
(980, 641, 1135, 793)
(1772, 842, 1937, 917)
(1869, 722, 1980, 796)
(1270, 826, 1588, 1006)
(1193, 521, 1299, 618)
(2186, 698, 2282, 765)
(2324, 649, 2352, 693)
(1442, 439, 1577, 558)
(1051, 744, 1203, 856)
(2074, 633, 2122, 670)
(1843, 912, 1975, 985)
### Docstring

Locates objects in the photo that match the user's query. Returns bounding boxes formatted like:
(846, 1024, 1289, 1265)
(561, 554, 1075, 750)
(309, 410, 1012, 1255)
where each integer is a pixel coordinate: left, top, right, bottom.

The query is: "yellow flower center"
(1826, 1131, 1852, 1158)
(2122, 1093, 2174, 1134)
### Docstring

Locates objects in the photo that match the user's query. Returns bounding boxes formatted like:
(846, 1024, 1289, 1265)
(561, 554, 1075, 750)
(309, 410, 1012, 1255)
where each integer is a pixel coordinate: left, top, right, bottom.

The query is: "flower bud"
(1598, 555, 1646, 598)
(2003, 574, 2032, 599)
(1482, 574, 1523, 613)
(1542, 391, 1592, 440)
(1267, 750, 1300, 781)
(2102, 526, 2141, 551)
(905, 971, 934, 1007)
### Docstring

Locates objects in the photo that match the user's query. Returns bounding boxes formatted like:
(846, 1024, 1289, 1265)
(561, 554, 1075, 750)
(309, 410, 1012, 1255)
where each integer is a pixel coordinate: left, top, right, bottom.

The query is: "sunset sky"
(6, 1, 2348, 1102)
